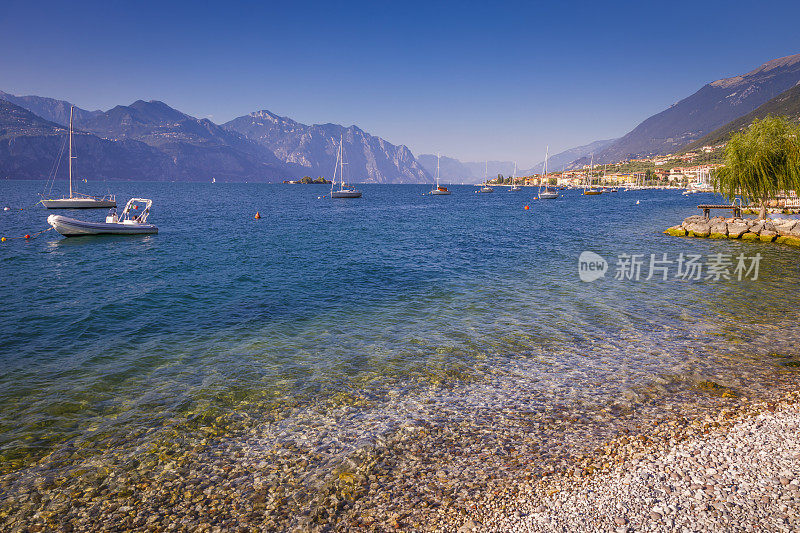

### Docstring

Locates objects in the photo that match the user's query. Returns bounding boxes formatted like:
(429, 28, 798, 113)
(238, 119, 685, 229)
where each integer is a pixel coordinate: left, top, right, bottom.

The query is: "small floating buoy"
(133, 205, 139, 210)
(636, 200, 640, 205)
(24, 234, 30, 239)
(524, 205, 530, 210)
(534, 197, 538, 200)
(254, 211, 261, 219)
(1, 237, 6, 242)
(3, 207, 9, 211)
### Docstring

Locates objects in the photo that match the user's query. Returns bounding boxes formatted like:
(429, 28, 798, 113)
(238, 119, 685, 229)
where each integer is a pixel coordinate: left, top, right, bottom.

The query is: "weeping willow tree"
(714, 115, 800, 219)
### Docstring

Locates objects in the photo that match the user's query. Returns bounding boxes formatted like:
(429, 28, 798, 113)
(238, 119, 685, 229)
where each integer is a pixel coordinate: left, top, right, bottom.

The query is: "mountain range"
(0, 94, 431, 183)
(3, 52, 800, 183)
(418, 138, 618, 182)
(224, 110, 429, 183)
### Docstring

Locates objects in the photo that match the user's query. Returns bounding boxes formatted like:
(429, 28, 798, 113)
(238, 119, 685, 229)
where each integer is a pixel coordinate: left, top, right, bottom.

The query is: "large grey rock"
(682, 215, 707, 229)
(685, 221, 712, 237)
(710, 221, 728, 236)
(773, 219, 798, 235)
(727, 223, 748, 238)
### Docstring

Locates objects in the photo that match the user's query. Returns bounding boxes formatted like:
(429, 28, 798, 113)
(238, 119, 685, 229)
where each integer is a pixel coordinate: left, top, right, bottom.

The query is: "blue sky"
(1, 0, 799, 167)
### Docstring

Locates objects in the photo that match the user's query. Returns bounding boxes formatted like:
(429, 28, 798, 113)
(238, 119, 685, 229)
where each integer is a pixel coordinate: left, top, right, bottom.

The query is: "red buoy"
(254, 211, 261, 219)
(24, 234, 31, 239)
(524, 205, 530, 210)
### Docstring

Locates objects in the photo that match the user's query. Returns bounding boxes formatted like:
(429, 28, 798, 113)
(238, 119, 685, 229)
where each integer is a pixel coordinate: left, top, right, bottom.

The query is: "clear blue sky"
(1, 0, 799, 167)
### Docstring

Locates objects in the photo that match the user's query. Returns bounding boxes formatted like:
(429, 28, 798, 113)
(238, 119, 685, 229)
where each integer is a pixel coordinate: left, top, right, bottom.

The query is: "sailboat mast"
(544, 146, 549, 191)
(68, 106, 73, 199)
(436, 152, 440, 187)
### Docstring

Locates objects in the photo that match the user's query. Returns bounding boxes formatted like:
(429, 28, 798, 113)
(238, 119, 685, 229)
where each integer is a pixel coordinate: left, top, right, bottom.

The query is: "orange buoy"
(1, 237, 6, 242)
(133, 205, 139, 210)
(524, 205, 530, 210)
(254, 211, 261, 219)
(24, 234, 31, 239)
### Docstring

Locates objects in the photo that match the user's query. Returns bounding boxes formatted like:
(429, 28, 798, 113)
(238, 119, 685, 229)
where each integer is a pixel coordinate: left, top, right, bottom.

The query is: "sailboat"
(429, 153, 451, 195)
(41, 106, 116, 209)
(582, 154, 602, 195)
(477, 161, 494, 193)
(509, 162, 521, 191)
(330, 135, 362, 198)
(538, 146, 559, 199)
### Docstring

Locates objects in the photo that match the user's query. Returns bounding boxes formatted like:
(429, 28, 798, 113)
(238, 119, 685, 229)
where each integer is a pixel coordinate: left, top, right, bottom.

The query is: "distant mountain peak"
(711, 52, 800, 89)
(591, 52, 800, 163)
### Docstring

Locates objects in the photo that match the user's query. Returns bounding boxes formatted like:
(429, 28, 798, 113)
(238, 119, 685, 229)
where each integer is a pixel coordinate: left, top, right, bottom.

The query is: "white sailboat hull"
(47, 214, 158, 236)
(538, 192, 559, 199)
(477, 187, 494, 193)
(42, 197, 116, 209)
(331, 190, 362, 198)
(429, 189, 451, 195)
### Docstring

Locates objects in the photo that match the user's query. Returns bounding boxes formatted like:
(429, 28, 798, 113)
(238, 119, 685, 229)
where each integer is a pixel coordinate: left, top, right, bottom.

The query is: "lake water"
(1, 180, 799, 529)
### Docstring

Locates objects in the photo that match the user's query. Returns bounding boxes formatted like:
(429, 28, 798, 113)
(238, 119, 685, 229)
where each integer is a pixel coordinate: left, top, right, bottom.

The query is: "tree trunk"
(759, 193, 768, 220)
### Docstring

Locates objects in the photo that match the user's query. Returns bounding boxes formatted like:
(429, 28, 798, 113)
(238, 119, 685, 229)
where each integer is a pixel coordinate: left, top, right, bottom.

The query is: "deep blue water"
(1, 180, 800, 476)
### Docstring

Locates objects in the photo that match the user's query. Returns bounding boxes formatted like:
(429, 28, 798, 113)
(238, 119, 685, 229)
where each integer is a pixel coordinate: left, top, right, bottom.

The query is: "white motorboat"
(41, 106, 116, 209)
(538, 146, 559, 199)
(330, 136, 362, 199)
(429, 153, 451, 195)
(48, 198, 158, 237)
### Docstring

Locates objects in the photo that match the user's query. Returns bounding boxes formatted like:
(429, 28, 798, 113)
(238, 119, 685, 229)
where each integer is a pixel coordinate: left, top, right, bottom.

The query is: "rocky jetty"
(666, 215, 800, 246)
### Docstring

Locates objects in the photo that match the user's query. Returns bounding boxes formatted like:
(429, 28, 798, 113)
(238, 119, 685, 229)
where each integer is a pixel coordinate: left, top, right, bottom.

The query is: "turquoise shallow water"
(1, 180, 800, 481)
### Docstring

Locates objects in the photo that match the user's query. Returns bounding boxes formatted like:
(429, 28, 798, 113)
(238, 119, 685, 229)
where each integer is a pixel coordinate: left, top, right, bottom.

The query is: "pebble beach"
(470, 391, 800, 533)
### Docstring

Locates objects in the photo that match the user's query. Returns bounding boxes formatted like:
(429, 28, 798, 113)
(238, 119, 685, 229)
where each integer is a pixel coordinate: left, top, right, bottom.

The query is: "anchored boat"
(47, 198, 158, 237)
(582, 154, 603, 195)
(429, 153, 451, 195)
(509, 162, 522, 191)
(41, 106, 116, 209)
(477, 161, 494, 193)
(330, 135, 362, 199)
(538, 146, 559, 200)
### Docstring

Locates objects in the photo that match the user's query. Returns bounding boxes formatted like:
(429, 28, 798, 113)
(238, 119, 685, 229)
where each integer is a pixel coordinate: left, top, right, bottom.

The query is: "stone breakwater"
(470, 392, 800, 533)
(666, 215, 800, 246)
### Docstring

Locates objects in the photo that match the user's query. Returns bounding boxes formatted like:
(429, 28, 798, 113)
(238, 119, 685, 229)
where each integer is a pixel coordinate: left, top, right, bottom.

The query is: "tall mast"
(544, 146, 549, 191)
(339, 135, 344, 192)
(68, 105, 73, 198)
(436, 152, 440, 187)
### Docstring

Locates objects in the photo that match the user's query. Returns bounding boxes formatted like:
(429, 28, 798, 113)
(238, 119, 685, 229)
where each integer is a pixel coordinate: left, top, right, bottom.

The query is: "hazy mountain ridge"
(590, 52, 800, 163)
(224, 110, 430, 183)
(0, 91, 102, 126)
(418, 138, 617, 181)
(0, 93, 431, 182)
(0, 99, 173, 181)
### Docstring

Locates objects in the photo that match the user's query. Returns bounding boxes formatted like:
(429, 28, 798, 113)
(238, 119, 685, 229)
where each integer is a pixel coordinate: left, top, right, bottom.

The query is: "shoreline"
(465, 390, 800, 532)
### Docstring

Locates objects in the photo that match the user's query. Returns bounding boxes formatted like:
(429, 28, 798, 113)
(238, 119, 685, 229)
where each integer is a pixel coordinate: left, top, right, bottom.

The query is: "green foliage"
(714, 115, 800, 219)
(300, 176, 313, 184)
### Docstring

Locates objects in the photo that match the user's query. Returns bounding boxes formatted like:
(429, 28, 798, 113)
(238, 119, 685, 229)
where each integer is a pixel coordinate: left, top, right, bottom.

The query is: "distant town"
(489, 143, 726, 187)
